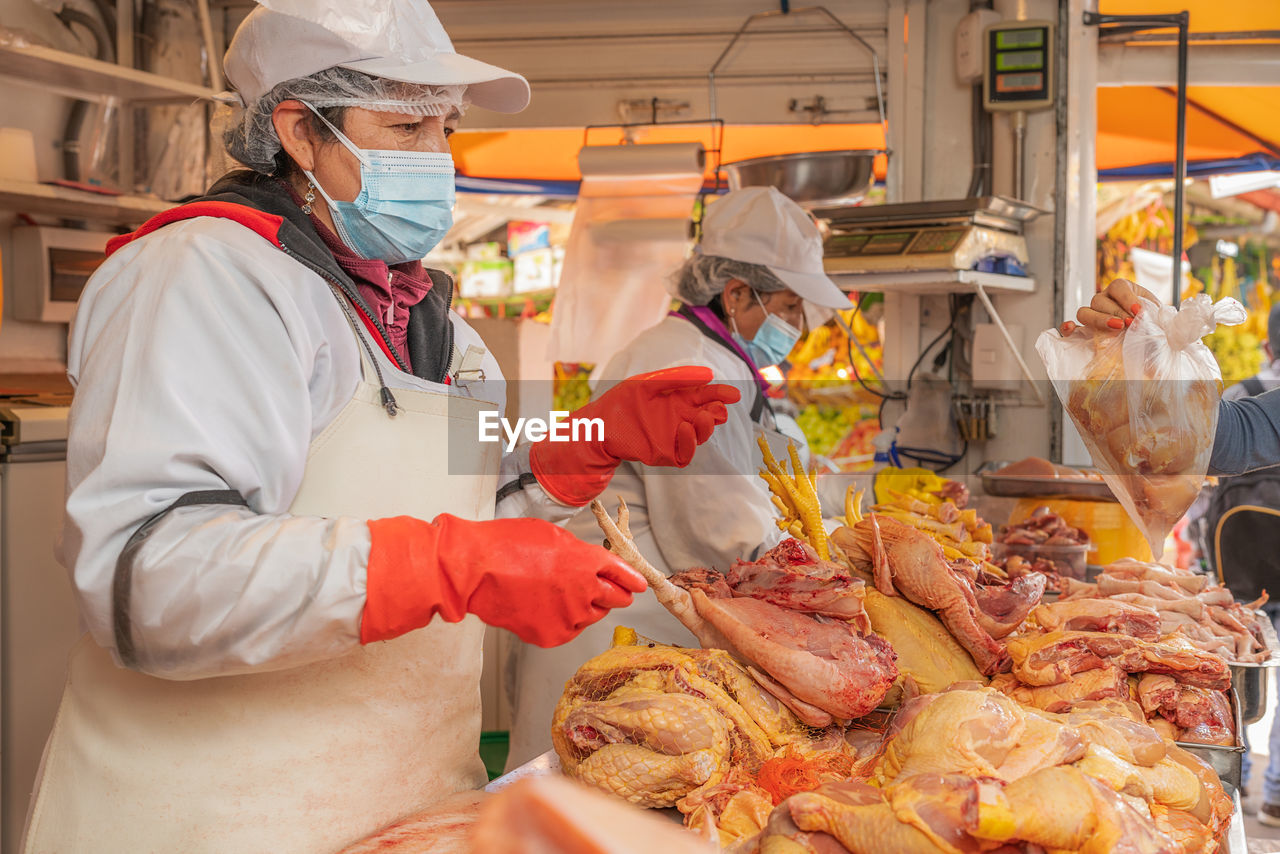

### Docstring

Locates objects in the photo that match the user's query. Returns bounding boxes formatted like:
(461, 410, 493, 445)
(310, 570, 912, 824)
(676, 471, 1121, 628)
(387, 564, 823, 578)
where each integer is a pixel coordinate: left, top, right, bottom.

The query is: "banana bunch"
(1204, 256, 1270, 386)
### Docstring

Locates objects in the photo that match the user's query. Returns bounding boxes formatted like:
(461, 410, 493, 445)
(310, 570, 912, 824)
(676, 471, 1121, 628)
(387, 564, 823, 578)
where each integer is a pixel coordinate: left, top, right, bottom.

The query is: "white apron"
(24, 334, 501, 854)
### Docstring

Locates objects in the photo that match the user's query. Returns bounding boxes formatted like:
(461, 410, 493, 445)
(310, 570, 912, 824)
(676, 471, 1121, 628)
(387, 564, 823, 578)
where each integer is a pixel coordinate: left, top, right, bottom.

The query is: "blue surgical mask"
(302, 104, 455, 264)
(731, 290, 803, 368)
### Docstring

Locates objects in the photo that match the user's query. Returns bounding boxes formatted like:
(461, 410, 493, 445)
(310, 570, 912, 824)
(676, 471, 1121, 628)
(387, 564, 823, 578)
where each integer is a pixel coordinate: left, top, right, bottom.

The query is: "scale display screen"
(984, 21, 1053, 111)
(826, 233, 870, 255)
(861, 232, 914, 255)
(908, 229, 965, 254)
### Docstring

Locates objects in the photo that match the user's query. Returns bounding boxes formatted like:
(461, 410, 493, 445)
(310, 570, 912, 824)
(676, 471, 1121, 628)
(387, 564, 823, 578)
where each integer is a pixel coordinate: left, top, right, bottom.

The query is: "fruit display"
(552, 362, 593, 412)
(794, 404, 878, 462)
(1203, 254, 1271, 386)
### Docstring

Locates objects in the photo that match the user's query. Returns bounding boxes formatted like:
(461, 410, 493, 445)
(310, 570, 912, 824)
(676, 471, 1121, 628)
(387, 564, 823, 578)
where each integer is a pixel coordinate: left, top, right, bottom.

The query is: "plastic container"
(1009, 498, 1153, 565)
(991, 540, 1090, 580)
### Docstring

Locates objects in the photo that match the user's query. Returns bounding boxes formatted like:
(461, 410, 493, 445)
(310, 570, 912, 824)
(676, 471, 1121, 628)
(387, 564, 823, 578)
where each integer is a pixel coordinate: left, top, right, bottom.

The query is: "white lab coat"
(57, 215, 569, 680)
(504, 313, 789, 769)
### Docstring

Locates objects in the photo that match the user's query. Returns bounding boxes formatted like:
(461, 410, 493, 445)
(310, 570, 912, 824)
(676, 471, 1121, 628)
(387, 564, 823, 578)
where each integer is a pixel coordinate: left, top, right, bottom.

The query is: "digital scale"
(814, 196, 1043, 275)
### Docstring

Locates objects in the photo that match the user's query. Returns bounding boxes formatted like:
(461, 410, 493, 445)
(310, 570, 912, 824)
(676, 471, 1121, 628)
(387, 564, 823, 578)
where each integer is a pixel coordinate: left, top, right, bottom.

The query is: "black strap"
(1242, 375, 1267, 398)
(112, 489, 249, 669)
(674, 306, 770, 423)
(496, 471, 539, 503)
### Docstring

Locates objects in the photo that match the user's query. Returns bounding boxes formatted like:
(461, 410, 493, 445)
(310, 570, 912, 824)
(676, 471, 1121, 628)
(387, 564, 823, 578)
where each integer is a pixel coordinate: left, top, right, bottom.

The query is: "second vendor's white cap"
(697, 187, 849, 309)
(224, 2, 530, 113)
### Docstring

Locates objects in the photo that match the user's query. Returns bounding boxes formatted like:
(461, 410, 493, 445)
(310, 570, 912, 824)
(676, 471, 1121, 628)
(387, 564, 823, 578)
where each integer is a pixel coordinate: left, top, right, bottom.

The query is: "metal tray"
(978, 460, 1118, 501)
(1175, 686, 1246, 790)
(1228, 611, 1280, 725)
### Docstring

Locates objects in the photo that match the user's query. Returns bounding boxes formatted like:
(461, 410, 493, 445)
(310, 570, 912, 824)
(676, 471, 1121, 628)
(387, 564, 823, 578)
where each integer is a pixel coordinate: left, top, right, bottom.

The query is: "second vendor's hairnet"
(223, 66, 466, 174)
(668, 254, 788, 306)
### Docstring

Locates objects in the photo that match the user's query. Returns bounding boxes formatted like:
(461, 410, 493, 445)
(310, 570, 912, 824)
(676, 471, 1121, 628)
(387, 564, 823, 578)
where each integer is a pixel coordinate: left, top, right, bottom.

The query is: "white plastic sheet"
(548, 143, 705, 366)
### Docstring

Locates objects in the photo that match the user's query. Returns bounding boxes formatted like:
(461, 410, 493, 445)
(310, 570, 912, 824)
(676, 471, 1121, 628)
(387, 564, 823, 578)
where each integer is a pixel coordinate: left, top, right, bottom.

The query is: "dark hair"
(271, 105, 348, 180)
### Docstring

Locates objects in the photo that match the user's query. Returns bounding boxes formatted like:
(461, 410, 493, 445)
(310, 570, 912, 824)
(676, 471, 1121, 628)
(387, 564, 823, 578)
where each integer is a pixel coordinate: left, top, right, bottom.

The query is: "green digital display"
(862, 232, 913, 255)
(995, 50, 1044, 71)
(995, 28, 1044, 49)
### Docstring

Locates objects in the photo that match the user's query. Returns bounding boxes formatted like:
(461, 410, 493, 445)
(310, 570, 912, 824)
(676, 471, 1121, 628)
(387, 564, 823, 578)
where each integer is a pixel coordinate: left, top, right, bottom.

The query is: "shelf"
(0, 179, 170, 224)
(0, 43, 217, 104)
(826, 269, 1036, 296)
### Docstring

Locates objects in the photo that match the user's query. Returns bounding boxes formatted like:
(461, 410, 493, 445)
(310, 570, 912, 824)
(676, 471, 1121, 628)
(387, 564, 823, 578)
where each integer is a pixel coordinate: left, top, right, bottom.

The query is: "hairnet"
(668, 253, 788, 306)
(223, 65, 468, 174)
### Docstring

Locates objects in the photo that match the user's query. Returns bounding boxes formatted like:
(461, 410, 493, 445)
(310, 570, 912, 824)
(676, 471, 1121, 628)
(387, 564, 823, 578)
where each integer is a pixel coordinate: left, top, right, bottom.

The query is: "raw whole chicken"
(833, 517, 1046, 675)
(591, 501, 897, 727)
(552, 640, 814, 809)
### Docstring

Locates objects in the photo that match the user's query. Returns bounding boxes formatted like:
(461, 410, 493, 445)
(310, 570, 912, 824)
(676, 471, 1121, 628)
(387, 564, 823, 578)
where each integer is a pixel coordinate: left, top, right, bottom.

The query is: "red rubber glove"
(529, 365, 741, 506)
(362, 514, 646, 647)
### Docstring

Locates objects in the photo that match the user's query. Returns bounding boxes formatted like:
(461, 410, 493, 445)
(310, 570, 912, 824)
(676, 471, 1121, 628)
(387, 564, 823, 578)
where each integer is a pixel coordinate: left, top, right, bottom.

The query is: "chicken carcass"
(1006, 630, 1231, 690)
(591, 501, 896, 727)
(1032, 599, 1161, 640)
(860, 585, 986, 704)
(971, 765, 1179, 854)
(872, 688, 1084, 784)
(834, 517, 1045, 675)
(552, 641, 812, 808)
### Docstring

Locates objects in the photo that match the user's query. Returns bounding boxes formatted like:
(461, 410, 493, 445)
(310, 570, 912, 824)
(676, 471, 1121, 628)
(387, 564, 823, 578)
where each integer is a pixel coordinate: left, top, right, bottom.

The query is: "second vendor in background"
(505, 187, 852, 768)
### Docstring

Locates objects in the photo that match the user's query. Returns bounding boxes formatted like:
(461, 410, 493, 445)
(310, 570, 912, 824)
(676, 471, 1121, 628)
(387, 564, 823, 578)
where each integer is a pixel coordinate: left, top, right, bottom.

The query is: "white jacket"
(562, 313, 785, 574)
(59, 216, 567, 680)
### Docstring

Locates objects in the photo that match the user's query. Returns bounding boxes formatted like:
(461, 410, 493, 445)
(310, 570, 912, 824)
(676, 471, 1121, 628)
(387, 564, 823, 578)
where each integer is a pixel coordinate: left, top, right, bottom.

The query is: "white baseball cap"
(224, 3, 530, 113)
(697, 187, 849, 309)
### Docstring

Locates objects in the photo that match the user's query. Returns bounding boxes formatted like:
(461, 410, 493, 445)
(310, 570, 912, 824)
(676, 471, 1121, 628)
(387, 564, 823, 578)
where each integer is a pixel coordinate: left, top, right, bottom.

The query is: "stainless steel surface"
(814, 195, 1046, 227)
(977, 460, 1118, 501)
(1229, 612, 1280, 725)
(1227, 789, 1246, 854)
(485, 750, 561, 792)
(1176, 687, 1246, 790)
(724, 150, 878, 208)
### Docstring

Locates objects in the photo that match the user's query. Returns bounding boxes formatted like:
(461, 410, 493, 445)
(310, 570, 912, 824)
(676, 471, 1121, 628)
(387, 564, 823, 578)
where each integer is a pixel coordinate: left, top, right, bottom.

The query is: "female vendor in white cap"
(505, 186, 853, 768)
(22, 3, 739, 852)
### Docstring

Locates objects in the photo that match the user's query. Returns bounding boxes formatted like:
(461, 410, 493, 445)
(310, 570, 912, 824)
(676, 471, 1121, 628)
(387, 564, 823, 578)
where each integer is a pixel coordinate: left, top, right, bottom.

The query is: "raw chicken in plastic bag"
(1035, 294, 1246, 558)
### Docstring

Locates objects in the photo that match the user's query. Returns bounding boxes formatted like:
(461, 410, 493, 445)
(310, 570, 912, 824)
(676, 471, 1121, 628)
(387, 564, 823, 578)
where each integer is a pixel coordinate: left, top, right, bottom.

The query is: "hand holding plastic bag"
(1035, 294, 1246, 558)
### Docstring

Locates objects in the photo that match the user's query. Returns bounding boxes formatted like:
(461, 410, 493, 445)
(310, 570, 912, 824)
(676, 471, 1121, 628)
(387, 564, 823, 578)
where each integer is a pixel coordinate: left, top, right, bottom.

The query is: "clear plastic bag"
(1035, 294, 1246, 558)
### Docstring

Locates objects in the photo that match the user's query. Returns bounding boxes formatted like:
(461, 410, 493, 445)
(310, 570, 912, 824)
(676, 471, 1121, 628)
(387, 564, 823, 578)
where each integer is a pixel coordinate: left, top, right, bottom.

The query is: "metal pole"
(1171, 11, 1189, 306)
(1013, 110, 1028, 201)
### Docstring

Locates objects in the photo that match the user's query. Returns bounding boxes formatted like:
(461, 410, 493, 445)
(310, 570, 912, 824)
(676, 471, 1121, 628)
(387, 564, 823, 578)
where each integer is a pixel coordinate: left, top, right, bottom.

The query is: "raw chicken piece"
(991, 666, 1131, 713)
(471, 776, 717, 854)
(834, 517, 1045, 675)
(975, 574, 1049, 638)
(1136, 674, 1235, 747)
(1006, 631, 1231, 690)
(591, 501, 896, 727)
(1032, 599, 1162, 639)
(860, 585, 986, 704)
(751, 781, 896, 854)
(873, 688, 1083, 784)
(722, 539, 871, 631)
(1103, 559, 1207, 594)
(971, 765, 1179, 854)
(784, 778, 984, 854)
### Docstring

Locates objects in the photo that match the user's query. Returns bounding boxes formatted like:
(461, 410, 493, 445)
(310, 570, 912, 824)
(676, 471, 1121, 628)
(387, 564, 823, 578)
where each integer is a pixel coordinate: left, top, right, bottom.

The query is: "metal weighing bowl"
(723, 150, 879, 209)
(1230, 613, 1280, 725)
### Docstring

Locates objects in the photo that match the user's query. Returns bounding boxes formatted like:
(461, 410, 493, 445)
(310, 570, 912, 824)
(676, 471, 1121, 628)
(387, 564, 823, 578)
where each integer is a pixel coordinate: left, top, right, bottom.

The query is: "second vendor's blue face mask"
(732, 289, 802, 368)
(302, 103, 455, 265)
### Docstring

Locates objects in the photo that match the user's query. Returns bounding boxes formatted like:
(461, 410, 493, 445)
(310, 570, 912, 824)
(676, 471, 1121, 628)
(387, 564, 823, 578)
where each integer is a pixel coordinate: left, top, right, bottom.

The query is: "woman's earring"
(301, 182, 316, 215)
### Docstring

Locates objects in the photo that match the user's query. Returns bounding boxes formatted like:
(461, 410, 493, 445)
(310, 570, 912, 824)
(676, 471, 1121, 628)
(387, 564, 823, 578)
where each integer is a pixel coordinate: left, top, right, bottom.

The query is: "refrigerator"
(0, 399, 80, 853)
